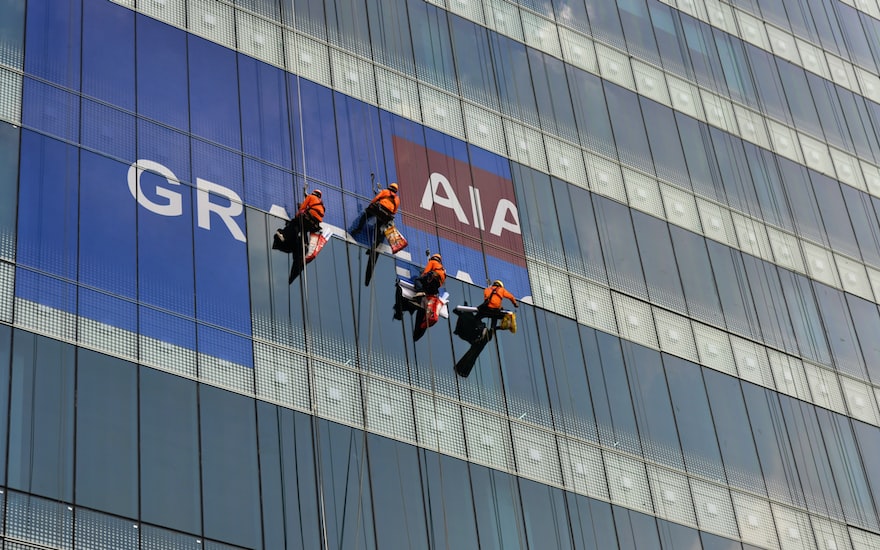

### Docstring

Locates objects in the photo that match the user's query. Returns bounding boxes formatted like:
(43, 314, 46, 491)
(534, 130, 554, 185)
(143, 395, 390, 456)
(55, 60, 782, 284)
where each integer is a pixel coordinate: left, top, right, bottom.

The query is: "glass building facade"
(2, 0, 880, 547)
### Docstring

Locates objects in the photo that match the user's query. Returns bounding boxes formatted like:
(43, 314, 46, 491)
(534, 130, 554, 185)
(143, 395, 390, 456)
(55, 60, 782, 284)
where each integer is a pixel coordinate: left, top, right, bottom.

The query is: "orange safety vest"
(483, 285, 516, 310)
(371, 189, 400, 215)
(298, 194, 325, 222)
(422, 259, 446, 286)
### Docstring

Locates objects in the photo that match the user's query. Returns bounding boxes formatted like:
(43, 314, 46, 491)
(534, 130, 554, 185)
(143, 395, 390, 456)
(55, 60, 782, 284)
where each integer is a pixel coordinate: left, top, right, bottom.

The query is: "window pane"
(641, 98, 689, 187)
(633, 212, 685, 312)
(421, 452, 479, 549)
(813, 282, 867, 379)
(567, 66, 615, 156)
(24, 0, 81, 89)
(491, 35, 538, 127)
(0, 324, 10, 485)
(409, 0, 457, 92)
(613, 505, 661, 550)
(669, 226, 723, 327)
(82, 0, 134, 109)
(471, 464, 526, 550)
(811, 171, 859, 258)
(188, 36, 241, 149)
(200, 386, 262, 549)
(369, 435, 429, 549)
(519, 479, 573, 550)
(0, 121, 19, 260)
(567, 494, 617, 550)
(75, 350, 137, 517)
(450, 15, 498, 109)
(8, 330, 75, 501)
(605, 83, 653, 174)
(140, 366, 201, 534)
(594, 197, 647, 299)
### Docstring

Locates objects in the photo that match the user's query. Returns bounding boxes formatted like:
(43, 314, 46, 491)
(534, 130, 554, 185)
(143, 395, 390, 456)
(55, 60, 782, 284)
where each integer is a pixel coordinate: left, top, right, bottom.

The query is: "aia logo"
(394, 136, 525, 267)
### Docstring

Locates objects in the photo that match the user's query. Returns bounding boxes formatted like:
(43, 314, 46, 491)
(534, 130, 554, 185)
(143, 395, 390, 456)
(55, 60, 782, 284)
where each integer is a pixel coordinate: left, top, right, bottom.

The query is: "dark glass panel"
(816, 410, 878, 531)
(669, 226, 724, 327)
(366, 0, 414, 74)
(835, 5, 877, 69)
(623, 344, 684, 470)
(368, 435, 429, 549)
(681, 16, 727, 93)
(632, 211, 685, 312)
(641, 98, 690, 188)
(656, 519, 701, 550)
(0, 324, 11, 484)
(0, 121, 19, 260)
(709, 127, 760, 216)
(813, 282, 867, 379)
(553, 0, 590, 35)
(605, 83, 654, 174)
(706, 242, 760, 338)
(490, 34, 538, 127)
(200, 386, 262, 549)
(777, 270, 831, 366)
(776, 61, 822, 137)
(0, 0, 25, 68)
(741, 256, 797, 354)
(648, 2, 690, 76)
(584, 331, 641, 456)
(675, 113, 717, 197)
(703, 370, 766, 495)
(519, 479, 573, 549)
(701, 531, 743, 550)
(713, 31, 757, 108)
(744, 45, 790, 124)
(450, 15, 499, 109)
(566, 494, 617, 550)
(419, 451, 479, 549)
(317, 419, 375, 549)
(282, 0, 327, 38)
(741, 383, 805, 507)
(470, 464, 526, 550)
(612, 505, 661, 550)
(618, 0, 660, 63)
(806, 73, 849, 153)
(810, 171, 859, 258)
(593, 196, 647, 299)
(664, 355, 725, 482)
(586, 1, 625, 49)
(325, 0, 371, 57)
(745, 144, 793, 230)
(8, 331, 75, 501)
(289, 79, 340, 198)
(853, 420, 880, 528)
(408, 0, 457, 92)
(140, 366, 201, 534)
(846, 294, 880, 385)
(542, 315, 597, 441)
(842, 183, 880, 269)
(75, 350, 137, 516)
(511, 164, 563, 266)
(566, 185, 606, 283)
(566, 66, 615, 157)
(529, 49, 578, 143)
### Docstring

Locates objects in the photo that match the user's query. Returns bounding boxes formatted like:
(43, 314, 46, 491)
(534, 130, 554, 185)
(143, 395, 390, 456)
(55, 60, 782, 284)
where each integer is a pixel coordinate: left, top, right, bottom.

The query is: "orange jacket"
(483, 285, 517, 310)
(298, 194, 325, 222)
(371, 189, 400, 215)
(421, 258, 446, 286)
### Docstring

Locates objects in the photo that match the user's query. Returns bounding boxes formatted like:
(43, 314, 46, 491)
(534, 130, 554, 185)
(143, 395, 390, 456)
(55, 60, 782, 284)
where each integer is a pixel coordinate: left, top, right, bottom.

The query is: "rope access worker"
(414, 253, 446, 297)
(353, 182, 399, 233)
(477, 279, 518, 329)
(276, 189, 325, 248)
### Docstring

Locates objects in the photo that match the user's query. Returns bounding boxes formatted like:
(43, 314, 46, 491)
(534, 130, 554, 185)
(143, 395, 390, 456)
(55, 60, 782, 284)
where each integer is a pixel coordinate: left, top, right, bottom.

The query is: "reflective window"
(816, 409, 878, 530)
(368, 434, 429, 549)
(807, 72, 849, 153)
(713, 30, 757, 108)
(567, 494, 618, 549)
(491, 35, 538, 127)
(544, 317, 597, 441)
(649, 2, 690, 76)
(778, 158, 827, 246)
(82, 0, 134, 110)
(292, 79, 341, 195)
(586, 1, 625, 48)
(0, 325, 10, 484)
(676, 113, 716, 198)
(367, 0, 415, 74)
(0, 121, 19, 260)
(641, 97, 689, 187)
(745, 144, 793, 230)
(624, 345, 684, 470)
(810, 171, 859, 259)
(583, 331, 642, 455)
(777, 61, 822, 137)
(594, 196, 647, 299)
(741, 256, 797, 354)
(813, 281, 867, 379)
(0, 0, 25, 68)
(707, 242, 760, 339)
(409, 0, 457, 93)
(847, 295, 880, 385)
(657, 520, 702, 549)
(605, 82, 653, 174)
(566, 66, 615, 157)
(710, 127, 759, 215)
(619, 0, 659, 63)
(669, 226, 724, 327)
(564, 184, 606, 283)
(450, 16, 498, 109)
(318, 419, 376, 549)
(519, 479, 573, 550)
(529, 49, 578, 143)
(778, 270, 831, 365)
(703, 370, 766, 495)
(497, 308, 553, 427)
(836, 5, 877, 69)
(744, 45, 790, 125)
(701, 530, 743, 550)
(471, 464, 526, 550)
(420, 452, 479, 549)
(553, 0, 591, 35)
(632, 211, 685, 313)
(681, 17, 727, 94)
(741, 383, 804, 506)
(324, 0, 371, 57)
(8, 330, 75, 501)
(613, 505, 661, 550)
(200, 385, 262, 549)
(75, 350, 137, 516)
(853, 420, 880, 526)
(282, 0, 327, 38)
(256, 404, 321, 550)
(512, 164, 564, 264)
(664, 355, 725, 482)
(843, 182, 880, 269)
(140, 366, 201, 534)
